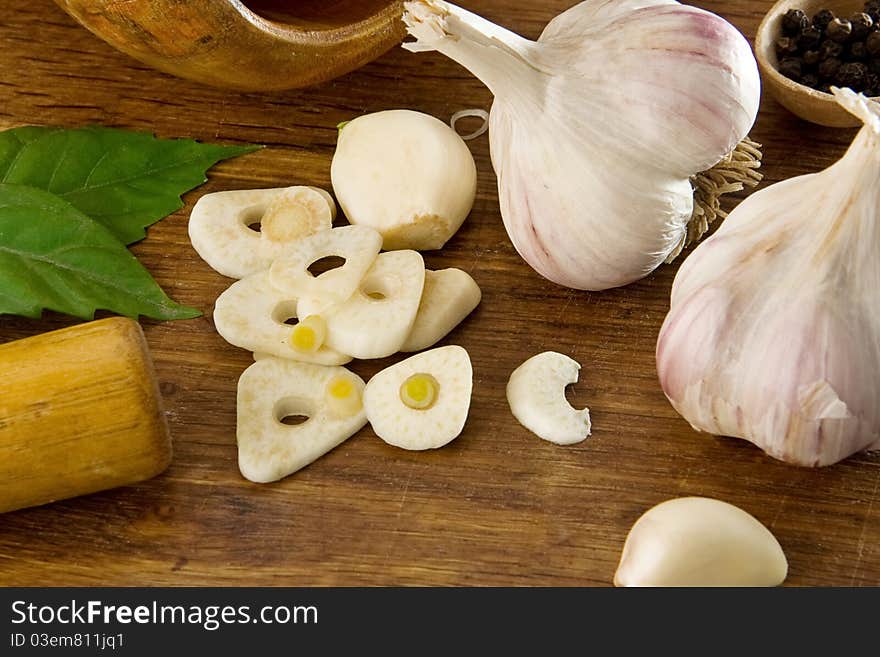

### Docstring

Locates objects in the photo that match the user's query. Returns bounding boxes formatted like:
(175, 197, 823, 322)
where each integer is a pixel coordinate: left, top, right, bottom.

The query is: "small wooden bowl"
(54, 0, 406, 91)
(756, 0, 878, 127)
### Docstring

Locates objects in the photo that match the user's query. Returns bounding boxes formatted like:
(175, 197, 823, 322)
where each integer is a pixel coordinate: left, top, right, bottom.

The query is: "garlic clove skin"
(331, 109, 477, 251)
(401, 268, 481, 352)
(297, 250, 426, 360)
(614, 497, 788, 587)
(506, 352, 591, 445)
(657, 89, 880, 467)
(403, 1, 760, 290)
(189, 186, 334, 279)
(213, 271, 352, 366)
(237, 358, 367, 483)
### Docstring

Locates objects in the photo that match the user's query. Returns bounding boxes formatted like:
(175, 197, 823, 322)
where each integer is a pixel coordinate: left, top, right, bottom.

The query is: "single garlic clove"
(268, 225, 383, 311)
(297, 250, 426, 360)
(363, 345, 473, 450)
(401, 268, 481, 352)
(331, 109, 477, 251)
(237, 357, 367, 483)
(189, 186, 335, 278)
(213, 271, 352, 365)
(614, 497, 788, 587)
(506, 351, 591, 445)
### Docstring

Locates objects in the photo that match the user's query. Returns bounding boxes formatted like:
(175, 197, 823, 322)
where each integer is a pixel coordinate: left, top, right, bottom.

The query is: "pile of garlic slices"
(189, 186, 480, 483)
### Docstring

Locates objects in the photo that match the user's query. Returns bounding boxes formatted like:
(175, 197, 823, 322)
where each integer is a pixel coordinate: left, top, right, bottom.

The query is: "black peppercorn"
(820, 39, 844, 60)
(803, 49, 822, 66)
(778, 57, 803, 82)
(864, 72, 880, 95)
(867, 30, 880, 56)
(850, 12, 874, 39)
(801, 73, 820, 89)
(819, 56, 843, 79)
(782, 8, 809, 35)
(797, 25, 823, 50)
(827, 17, 854, 42)
(775, 36, 800, 58)
(849, 40, 869, 61)
(813, 8, 836, 30)
(865, 0, 880, 22)
(869, 57, 880, 74)
(837, 61, 869, 88)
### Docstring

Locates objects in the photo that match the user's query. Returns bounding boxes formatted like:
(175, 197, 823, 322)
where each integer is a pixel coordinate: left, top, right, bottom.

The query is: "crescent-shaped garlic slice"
(401, 268, 481, 352)
(189, 186, 334, 278)
(237, 358, 367, 483)
(363, 345, 472, 450)
(268, 225, 383, 311)
(297, 250, 426, 360)
(506, 351, 591, 445)
(214, 271, 351, 365)
(614, 497, 788, 587)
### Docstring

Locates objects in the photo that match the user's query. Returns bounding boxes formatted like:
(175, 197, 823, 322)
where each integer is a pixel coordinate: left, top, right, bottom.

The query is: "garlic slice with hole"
(364, 345, 472, 450)
(297, 250, 426, 360)
(401, 268, 481, 352)
(237, 358, 367, 483)
(189, 186, 335, 278)
(331, 109, 477, 250)
(656, 88, 880, 467)
(268, 225, 383, 311)
(214, 271, 351, 365)
(506, 352, 591, 445)
(614, 497, 788, 587)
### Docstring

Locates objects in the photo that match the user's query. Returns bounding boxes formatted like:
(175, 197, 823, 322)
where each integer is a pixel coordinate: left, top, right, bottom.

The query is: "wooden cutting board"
(0, 0, 877, 586)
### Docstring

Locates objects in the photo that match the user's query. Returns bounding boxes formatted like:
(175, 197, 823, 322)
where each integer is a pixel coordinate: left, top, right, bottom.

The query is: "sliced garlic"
(506, 352, 591, 445)
(363, 345, 472, 450)
(189, 186, 334, 278)
(213, 271, 351, 365)
(401, 268, 481, 352)
(268, 225, 383, 311)
(331, 109, 477, 250)
(614, 497, 788, 587)
(237, 357, 367, 483)
(297, 250, 425, 359)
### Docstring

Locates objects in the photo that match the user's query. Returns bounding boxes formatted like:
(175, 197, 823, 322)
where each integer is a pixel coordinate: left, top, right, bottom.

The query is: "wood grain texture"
(0, 0, 878, 586)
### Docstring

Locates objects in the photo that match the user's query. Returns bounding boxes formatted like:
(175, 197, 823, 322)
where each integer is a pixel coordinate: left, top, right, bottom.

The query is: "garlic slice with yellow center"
(364, 345, 472, 450)
(297, 250, 426, 360)
(401, 268, 481, 352)
(237, 358, 366, 483)
(614, 497, 788, 587)
(189, 186, 334, 278)
(506, 352, 591, 445)
(213, 271, 351, 365)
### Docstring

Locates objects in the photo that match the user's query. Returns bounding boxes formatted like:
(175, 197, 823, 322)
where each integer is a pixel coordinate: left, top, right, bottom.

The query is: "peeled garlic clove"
(189, 186, 334, 278)
(297, 250, 426, 360)
(214, 271, 351, 365)
(656, 88, 880, 467)
(506, 352, 591, 445)
(614, 497, 788, 587)
(403, 1, 760, 290)
(401, 268, 481, 352)
(363, 345, 472, 450)
(331, 109, 477, 251)
(237, 358, 367, 483)
(269, 225, 383, 310)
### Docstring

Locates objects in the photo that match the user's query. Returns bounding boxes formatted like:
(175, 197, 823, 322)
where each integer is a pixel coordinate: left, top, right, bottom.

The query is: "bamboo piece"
(0, 317, 171, 513)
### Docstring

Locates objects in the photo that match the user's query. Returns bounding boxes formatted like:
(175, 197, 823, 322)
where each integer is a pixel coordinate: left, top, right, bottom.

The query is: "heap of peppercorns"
(776, 1, 880, 95)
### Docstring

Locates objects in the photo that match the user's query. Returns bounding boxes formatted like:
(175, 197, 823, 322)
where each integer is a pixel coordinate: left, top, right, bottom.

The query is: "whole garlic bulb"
(403, 0, 760, 290)
(657, 89, 880, 467)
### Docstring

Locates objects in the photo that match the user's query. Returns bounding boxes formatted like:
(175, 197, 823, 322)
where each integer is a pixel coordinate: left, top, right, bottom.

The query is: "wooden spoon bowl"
(54, 0, 406, 91)
(756, 0, 879, 127)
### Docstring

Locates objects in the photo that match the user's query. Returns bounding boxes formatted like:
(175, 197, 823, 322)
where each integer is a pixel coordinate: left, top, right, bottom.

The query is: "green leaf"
(0, 126, 260, 245)
(0, 184, 200, 321)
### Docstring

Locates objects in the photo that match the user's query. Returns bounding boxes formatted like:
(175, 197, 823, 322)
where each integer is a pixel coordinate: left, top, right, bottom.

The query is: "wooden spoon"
(54, 0, 406, 91)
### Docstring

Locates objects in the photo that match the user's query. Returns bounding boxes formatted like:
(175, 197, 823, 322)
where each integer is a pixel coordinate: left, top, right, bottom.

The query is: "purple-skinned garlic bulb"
(657, 88, 880, 467)
(403, 0, 761, 290)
